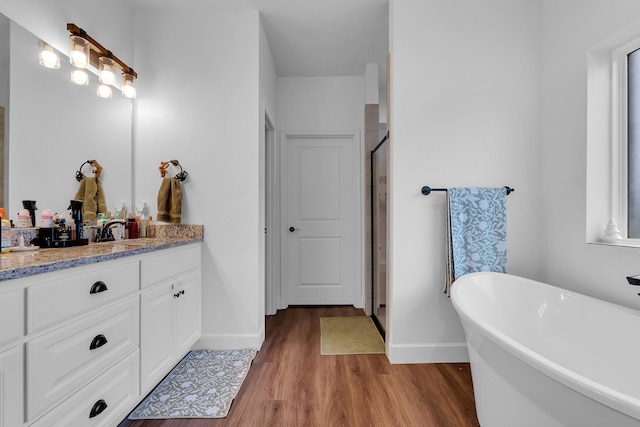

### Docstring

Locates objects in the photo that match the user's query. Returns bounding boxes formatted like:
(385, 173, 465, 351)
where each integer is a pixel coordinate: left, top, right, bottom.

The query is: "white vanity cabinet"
(0, 239, 203, 427)
(140, 244, 201, 394)
(0, 284, 24, 427)
(24, 259, 140, 425)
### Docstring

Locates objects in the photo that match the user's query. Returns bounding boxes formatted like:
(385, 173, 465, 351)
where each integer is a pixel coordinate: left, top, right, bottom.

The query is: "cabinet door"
(0, 346, 23, 427)
(175, 270, 201, 358)
(140, 281, 175, 394)
(0, 288, 23, 347)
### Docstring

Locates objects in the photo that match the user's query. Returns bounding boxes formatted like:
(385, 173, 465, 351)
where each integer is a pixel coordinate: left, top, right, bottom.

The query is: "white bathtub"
(451, 272, 640, 427)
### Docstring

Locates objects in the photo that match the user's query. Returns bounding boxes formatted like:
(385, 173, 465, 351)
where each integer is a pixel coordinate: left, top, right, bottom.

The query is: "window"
(628, 48, 640, 237)
(586, 25, 640, 246)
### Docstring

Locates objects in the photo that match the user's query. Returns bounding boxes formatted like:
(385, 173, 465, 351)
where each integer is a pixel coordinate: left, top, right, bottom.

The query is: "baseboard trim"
(194, 328, 265, 351)
(387, 342, 469, 364)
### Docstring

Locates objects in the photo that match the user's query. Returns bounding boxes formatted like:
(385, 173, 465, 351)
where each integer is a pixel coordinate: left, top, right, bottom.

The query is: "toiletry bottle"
(140, 216, 147, 238)
(41, 209, 53, 228)
(69, 219, 76, 240)
(146, 216, 154, 238)
(17, 209, 31, 227)
(135, 216, 141, 239)
(0, 209, 10, 253)
(58, 219, 69, 241)
(128, 217, 138, 239)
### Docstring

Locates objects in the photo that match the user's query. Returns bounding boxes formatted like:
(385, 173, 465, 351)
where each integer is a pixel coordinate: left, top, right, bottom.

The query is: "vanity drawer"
(27, 259, 139, 332)
(141, 244, 200, 288)
(0, 287, 23, 346)
(29, 350, 139, 427)
(26, 296, 139, 421)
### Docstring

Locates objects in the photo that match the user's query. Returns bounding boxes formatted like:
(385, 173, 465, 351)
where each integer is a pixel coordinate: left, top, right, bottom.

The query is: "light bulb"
(38, 41, 60, 69)
(97, 84, 112, 99)
(121, 73, 137, 99)
(99, 57, 116, 86)
(69, 35, 90, 69)
(70, 68, 89, 86)
(122, 84, 137, 99)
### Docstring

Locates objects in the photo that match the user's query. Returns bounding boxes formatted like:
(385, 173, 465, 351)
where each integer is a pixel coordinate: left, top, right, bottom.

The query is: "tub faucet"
(95, 220, 126, 242)
(626, 275, 640, 286)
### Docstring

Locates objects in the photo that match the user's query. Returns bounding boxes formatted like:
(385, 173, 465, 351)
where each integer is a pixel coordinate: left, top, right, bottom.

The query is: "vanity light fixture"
(38, 40, 60, 69)
(67, 23, 138, 98)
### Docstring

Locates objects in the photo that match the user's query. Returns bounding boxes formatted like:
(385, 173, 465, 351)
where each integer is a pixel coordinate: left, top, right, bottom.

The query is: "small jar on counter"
(127, 217, 139, 239)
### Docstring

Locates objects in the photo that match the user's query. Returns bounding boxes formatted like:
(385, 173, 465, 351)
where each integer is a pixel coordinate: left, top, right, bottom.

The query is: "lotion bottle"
(0, 208, 10, 253)
(41, 209, 53, 228)
(146, 216, 154, 238)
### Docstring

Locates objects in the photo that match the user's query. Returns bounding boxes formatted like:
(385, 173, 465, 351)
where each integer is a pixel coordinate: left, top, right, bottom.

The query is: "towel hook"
(159, 160, 188, 182)
(75, 160, 102, 182)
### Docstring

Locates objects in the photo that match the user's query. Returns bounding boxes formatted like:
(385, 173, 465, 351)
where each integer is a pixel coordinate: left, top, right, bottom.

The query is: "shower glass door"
(371, 136, 388, 337)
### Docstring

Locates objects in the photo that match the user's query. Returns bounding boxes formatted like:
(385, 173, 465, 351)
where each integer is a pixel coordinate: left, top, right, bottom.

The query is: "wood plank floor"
(118, 306, 480, 427)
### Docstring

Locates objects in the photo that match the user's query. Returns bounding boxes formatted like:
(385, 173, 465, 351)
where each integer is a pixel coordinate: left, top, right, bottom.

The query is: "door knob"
(289, 226, 299, 232)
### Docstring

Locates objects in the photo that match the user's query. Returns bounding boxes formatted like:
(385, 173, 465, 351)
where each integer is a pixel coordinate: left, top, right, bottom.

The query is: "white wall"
(539, 0, 640, 308)
(388, 0, 543, 363)
(277, 76, 365, 131)
(134, 8, 266, 349)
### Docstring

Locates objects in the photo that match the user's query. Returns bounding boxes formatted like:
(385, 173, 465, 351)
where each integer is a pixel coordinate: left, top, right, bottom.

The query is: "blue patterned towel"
(444, 187, 507, 295)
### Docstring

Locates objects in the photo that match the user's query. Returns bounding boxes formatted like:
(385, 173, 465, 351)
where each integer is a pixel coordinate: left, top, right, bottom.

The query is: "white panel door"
(286, 134, 357, 304)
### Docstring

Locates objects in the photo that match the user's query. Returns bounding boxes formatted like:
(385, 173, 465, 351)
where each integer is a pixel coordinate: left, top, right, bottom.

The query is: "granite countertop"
(0, 224, 204, 281)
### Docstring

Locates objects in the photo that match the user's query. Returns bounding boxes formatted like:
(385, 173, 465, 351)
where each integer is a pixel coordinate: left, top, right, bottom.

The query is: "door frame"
(265, 113, 280, 315)
(267, 130, 364, 310)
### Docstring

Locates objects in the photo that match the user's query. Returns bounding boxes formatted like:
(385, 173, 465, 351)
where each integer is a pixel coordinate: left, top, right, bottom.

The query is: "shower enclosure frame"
(370, 132, 388, 339)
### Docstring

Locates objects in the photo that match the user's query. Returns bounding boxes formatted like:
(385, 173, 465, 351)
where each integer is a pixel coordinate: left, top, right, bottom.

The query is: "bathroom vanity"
(0, 228, 203, 426)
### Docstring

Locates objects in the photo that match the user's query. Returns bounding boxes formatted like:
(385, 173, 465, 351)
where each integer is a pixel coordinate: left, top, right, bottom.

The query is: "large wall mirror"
(0, 13, 132, 224)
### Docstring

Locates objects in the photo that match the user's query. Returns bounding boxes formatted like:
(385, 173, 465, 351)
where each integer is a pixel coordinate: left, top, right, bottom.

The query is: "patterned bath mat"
(128, 349, 257, 419)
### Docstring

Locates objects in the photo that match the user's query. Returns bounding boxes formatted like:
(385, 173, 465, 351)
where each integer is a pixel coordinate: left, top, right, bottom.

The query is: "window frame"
(612, 38, 640, 243)
(586, 20, 640, 248)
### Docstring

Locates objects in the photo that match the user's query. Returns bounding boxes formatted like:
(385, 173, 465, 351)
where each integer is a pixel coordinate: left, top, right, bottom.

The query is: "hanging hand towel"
(74, 177, 107, 223)
(157, 177, 182, 224)
(444, 187, 507, 295)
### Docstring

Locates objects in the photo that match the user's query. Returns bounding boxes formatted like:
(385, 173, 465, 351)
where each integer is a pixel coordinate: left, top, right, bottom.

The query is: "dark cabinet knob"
(89, 334, 108, 350)
(89, 281, 108, 294)
(89, 399, 108, 418)
(289, 226, 300, 232)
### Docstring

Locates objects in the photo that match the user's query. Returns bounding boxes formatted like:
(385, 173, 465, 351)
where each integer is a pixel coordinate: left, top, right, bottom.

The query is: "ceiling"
(129, 0, 389, 79)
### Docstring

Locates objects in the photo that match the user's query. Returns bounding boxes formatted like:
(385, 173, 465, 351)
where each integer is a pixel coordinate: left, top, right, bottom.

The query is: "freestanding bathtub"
(451, 272, 640, 427)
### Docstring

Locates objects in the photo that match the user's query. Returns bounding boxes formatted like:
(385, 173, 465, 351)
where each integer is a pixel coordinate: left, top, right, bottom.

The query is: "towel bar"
(421, 186, 514, 196)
